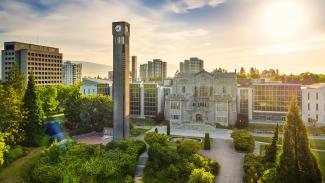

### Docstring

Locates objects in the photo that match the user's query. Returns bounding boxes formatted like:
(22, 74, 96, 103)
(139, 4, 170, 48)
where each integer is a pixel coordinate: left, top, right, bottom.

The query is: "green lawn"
(130, 128, 149, 137)
(130, 117, 156, 126)
(0, 147, 44, 183)
(248, 123, 325, 136)
(254, 136, 325, 150)
(259, 144, 325, 180)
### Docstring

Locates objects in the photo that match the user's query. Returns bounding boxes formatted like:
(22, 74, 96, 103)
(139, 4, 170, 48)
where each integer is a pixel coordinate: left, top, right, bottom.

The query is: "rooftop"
(303, 83, 325, 89)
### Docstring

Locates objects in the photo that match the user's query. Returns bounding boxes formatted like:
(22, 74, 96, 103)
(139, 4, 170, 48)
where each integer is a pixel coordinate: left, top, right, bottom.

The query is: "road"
(200, 138, 245, 183)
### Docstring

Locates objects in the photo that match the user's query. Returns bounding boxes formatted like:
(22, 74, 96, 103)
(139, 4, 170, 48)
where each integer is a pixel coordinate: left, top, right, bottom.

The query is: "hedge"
(231, 129, 255, 152)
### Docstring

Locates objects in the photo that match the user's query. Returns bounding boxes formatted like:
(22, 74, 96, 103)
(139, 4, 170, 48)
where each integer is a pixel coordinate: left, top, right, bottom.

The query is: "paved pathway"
(200, 138, 245, 183)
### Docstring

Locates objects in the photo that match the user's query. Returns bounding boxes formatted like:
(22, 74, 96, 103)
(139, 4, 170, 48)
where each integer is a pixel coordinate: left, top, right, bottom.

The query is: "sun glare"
(261, 1, 306, 40)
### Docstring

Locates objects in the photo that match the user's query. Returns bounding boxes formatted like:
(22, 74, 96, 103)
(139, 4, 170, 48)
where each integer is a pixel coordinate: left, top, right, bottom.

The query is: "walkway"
(200, 138, 244, 183)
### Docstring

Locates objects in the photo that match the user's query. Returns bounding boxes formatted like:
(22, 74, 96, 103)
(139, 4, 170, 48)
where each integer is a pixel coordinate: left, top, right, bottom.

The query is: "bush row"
(31, 140, 146, 183)
(231, 129, 255, 152)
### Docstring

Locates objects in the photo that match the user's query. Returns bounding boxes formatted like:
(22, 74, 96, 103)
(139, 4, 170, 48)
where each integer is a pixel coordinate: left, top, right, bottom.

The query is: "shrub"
(188, 168, 215, 183)
(155, 128, 158, 133)
(3, 145, 24, 166)
(177, 140, 200, 155)
(208, 161, 220, 175)
(204, 133, 210, 150)
(231, 129, 255, 152)
(144, 132, 167, 145)
(235, 114, 249, 129)
(243, 153, 265, 183)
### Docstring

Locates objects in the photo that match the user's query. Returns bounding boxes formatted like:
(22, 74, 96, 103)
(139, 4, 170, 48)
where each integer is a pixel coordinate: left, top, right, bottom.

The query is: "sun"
(261, 1, 306, 40)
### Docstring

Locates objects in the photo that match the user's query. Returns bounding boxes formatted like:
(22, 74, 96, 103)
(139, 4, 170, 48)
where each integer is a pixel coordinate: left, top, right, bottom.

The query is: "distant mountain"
(72, 61, 112, 78)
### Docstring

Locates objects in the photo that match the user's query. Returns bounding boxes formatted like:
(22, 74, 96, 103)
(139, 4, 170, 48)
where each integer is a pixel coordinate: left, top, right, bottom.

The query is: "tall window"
(171, 101, 180, 110)
(199, 86, 209, 96)
(182, 86, 185, 93)
(316, 103, 318, 111)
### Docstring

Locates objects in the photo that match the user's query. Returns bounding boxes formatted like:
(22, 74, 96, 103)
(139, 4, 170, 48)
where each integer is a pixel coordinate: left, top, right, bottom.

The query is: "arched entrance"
(196, 114, 203, 122)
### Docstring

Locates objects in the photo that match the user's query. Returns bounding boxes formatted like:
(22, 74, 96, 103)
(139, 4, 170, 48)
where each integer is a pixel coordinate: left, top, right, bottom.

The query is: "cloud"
(165, 0, 226, 13)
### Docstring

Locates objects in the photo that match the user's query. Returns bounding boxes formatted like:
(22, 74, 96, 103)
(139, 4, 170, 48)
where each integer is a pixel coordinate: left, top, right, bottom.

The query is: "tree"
(278, 97, 322, 183)
(22, 74, 45, 146)
(0, 132, 9, 165)
(37, 85, 59, 115)
(0, 85, 25, 145)
(64, 84, 82, 126)
(204, 133, 211, 150)
(5, 63, 26, 98)
(240, 67, 246, 75)
(155, 128, 158, 133)
(264, 123, 278, 164)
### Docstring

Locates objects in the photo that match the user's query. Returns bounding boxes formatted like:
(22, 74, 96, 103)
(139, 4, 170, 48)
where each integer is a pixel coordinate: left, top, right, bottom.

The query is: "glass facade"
(253, 84, 301, 121)
(144, 84, 157, 116)
(130, 84, 141, 115)
(239, 89, 249, 114)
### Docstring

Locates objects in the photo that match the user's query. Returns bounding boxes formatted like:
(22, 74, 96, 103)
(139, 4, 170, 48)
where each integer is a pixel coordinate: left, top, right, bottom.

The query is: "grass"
(254, 136, 325, 150)
(248, 123, 325, 136)
(130, 117, 156, 126)
(46, 113, 67, 124)
(0, 147, 44, 183)
(259, 144, 325, 180)
(130, 128, 149, 137)
(166, 135, 208, 149)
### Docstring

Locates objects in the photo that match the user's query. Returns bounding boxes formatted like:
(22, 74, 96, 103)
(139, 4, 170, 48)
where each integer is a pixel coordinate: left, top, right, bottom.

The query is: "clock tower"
(112, 21, 130, 140)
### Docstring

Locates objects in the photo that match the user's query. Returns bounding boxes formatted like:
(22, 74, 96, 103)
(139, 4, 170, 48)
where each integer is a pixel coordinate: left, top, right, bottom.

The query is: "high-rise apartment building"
(139, 64, 148, 81)
(1, 42, 62, 85)
(131, 56, 137, 82)
(179, 57, 204, 74)
(112, 21, 130, 140)
(139, 59, 167, 81)
(63, 61, 82, 85)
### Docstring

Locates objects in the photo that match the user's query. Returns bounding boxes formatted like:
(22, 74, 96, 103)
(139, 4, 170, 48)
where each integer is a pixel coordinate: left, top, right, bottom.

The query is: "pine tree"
(22, 74, 45, 146)
(204, 133, 210, 150)
(264, 123, 278, 164)
(278, 97, 322, 183)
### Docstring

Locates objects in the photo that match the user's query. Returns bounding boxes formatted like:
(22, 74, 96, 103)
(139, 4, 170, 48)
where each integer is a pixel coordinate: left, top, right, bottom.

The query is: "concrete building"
(1, 41, 62, 85)
(301, 83, 325, 124)
(63, 61, 82, 85)
(131, 56, 137, 82)
(80, 78, 112, 96)
(165, 70, 238, 127)
(130, 82, 166, 118)
(112, 21, 130, 140)
(179, 57, 204, 74)
(139, 59, 167, 81)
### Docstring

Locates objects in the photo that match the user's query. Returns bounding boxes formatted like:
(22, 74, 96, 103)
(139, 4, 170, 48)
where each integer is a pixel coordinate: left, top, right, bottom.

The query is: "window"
(182, 86, 185, 93)
(281, 116, 286, 121)
(316, 93, 318, 100)
(308, 103, 310, 111)
(171, 115, 179, 120)
(308, 92, 310, 100)
(171, 101, 180, 109)
(266, 116, 271, 121)
(316, 104, 319, 111)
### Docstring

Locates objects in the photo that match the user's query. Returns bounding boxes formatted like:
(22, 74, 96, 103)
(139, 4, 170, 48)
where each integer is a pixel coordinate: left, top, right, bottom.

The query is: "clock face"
(115, 25, 122, 32)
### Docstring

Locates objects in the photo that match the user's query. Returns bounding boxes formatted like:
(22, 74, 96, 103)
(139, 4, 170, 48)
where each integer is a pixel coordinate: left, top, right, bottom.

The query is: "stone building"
(165, 70, 237, 128)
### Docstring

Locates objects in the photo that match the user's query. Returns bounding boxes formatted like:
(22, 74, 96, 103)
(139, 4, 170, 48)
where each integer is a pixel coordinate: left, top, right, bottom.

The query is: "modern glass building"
(130, 83, 141, 116)
(179, 57, 204, 74)
(252, 83, 301, 122)
(143, 83, 158, 116)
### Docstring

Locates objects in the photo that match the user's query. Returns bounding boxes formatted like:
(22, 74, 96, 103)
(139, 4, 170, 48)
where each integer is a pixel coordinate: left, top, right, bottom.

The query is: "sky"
(0, 0, 325, 76)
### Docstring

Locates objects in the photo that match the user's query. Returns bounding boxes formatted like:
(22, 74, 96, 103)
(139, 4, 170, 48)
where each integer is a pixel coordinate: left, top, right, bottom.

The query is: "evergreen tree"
(167, 122, 170, 136)
(155, 128, 158, 133)
(22, 74, 45, 146)
(278, 97, 322, 183)
(6, 63, 26, 98)
(264, 123, 278, 164)
(204, 133, 211, 150)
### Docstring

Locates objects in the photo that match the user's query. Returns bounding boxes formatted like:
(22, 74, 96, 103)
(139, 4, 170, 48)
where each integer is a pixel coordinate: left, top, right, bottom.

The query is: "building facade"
(129, 82, 165, 118)
(1, 42, 62, 85)
(80, 78, 112, 96)
(63, 61, 82, 85)
(139, 59, 167, 81)
(112, 21, 130, 140)
(301, 83, 325, 124)
(131, 56, 137, 82)
(165, 70, 237, 127)
(179, 57, 204, 74)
